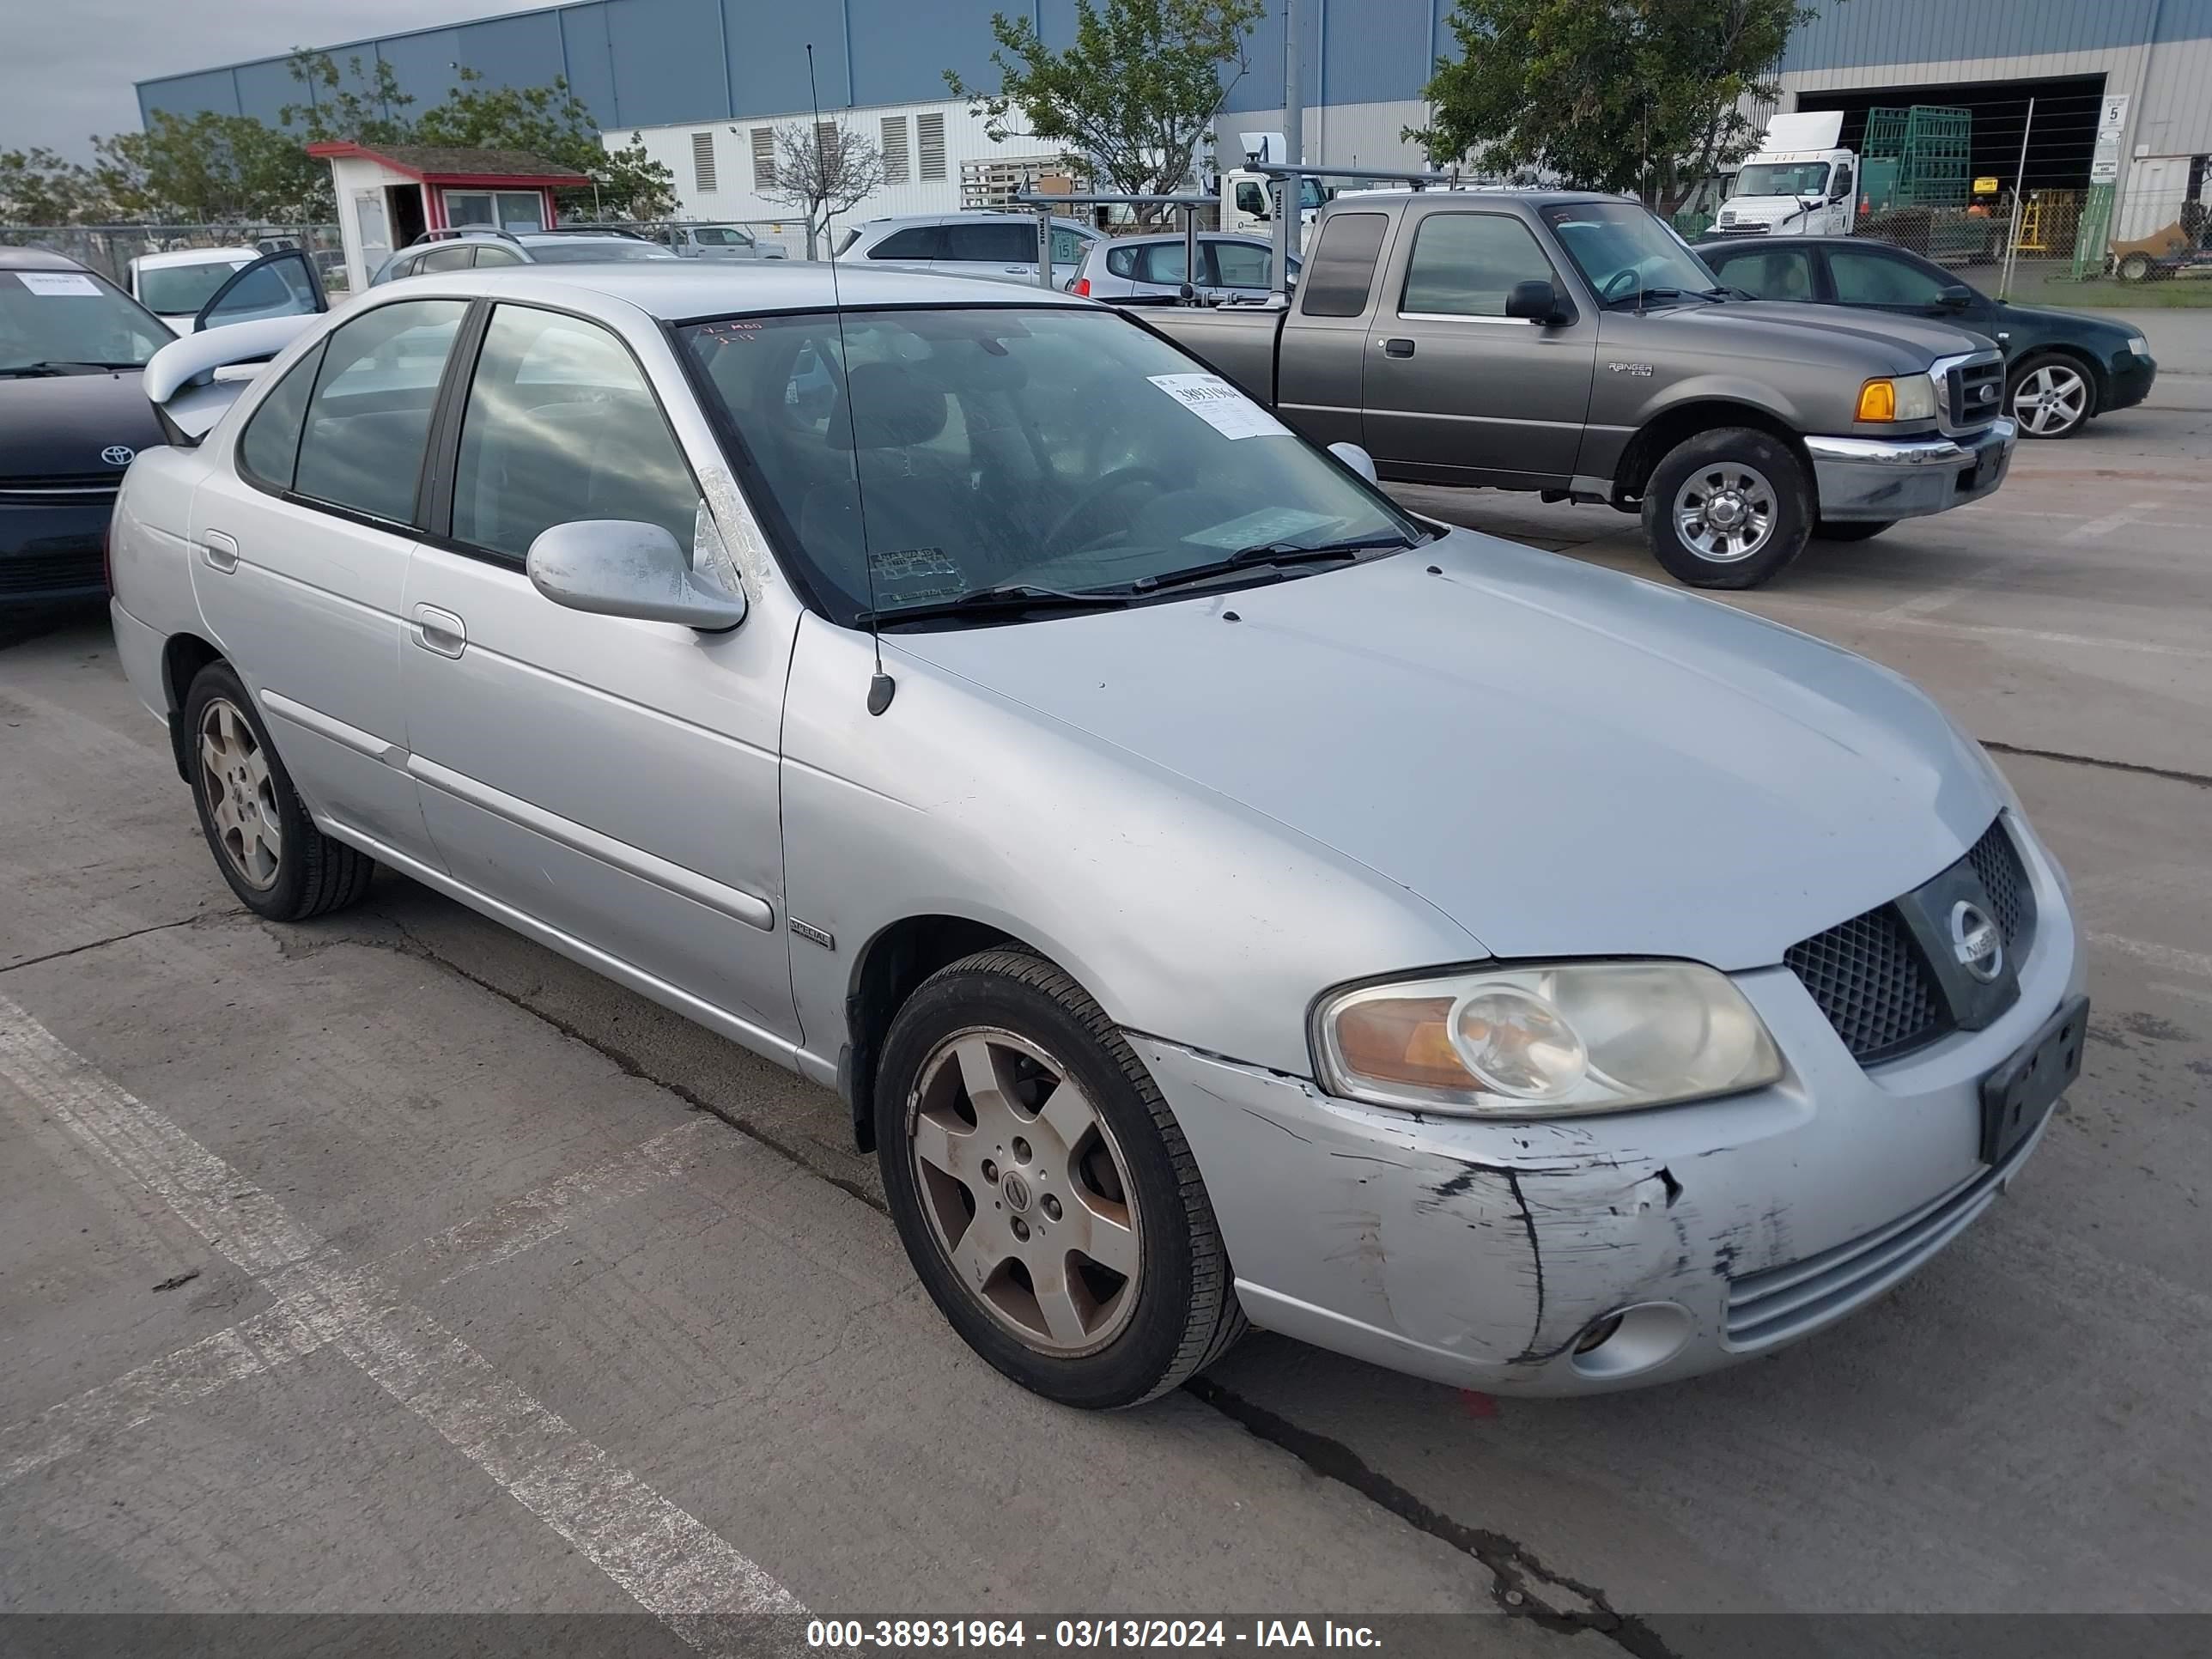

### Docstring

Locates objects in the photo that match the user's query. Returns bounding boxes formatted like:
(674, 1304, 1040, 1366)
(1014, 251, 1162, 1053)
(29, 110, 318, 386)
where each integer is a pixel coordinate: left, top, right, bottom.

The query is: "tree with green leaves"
(1411, 0, 1814, 206)
(91, 112, 324, 222)
(0, 147, 106, 224)
(945, 0, 1265, 226)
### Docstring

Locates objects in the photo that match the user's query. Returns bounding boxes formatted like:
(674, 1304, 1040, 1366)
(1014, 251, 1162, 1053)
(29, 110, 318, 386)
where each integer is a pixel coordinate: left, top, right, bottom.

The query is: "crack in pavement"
(0, 909, 235, 977)
(1979, 739, 2212, 792)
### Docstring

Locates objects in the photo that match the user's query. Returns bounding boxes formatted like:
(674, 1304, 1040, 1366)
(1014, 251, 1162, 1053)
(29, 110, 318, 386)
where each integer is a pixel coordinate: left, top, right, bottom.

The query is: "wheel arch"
(161, 632, 225, 781)
(2011, 343, 2107, 407)
(1610, 399, 1809, 506)
(842, 912, 1060, 1152)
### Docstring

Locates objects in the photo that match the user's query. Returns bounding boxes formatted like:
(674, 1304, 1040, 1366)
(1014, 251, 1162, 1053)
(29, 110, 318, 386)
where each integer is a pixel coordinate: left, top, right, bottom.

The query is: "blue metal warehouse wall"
(137, 0, 2212, 132)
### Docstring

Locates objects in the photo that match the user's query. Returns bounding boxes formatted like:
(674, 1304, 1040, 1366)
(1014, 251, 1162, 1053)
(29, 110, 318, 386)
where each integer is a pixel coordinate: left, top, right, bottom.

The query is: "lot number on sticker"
(1147, 373, 1291, 441)
(17, 272, 103, 298)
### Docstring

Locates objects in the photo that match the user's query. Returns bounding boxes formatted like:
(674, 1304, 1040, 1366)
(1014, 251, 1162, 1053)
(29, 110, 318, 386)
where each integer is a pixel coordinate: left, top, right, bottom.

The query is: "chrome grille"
(1785, 817, 2031, 1064)
(1936, 353, 2003, 434)
(0, 471, 122, 503)
(1726, 1128, 2038, 1348)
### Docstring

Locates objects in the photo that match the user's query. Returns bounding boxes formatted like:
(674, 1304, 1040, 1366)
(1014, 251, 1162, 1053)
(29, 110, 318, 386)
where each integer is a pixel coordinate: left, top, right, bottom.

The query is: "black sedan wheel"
(2008, 355, 2096, 439)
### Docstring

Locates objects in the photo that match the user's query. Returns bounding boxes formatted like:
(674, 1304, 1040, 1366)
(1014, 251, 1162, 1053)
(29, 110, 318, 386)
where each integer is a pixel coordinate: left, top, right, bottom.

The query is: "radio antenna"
(807, 43, 895, 715)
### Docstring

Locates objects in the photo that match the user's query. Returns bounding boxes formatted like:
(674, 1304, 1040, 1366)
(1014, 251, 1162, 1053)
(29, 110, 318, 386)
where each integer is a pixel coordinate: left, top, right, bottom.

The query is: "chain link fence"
(0, 223, 347, 291)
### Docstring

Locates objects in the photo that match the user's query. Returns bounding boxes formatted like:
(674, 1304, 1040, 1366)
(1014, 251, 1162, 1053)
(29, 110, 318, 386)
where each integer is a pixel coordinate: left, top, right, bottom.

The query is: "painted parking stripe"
(0, 995, 802, 1631)
(1, 1118, 714, 1486)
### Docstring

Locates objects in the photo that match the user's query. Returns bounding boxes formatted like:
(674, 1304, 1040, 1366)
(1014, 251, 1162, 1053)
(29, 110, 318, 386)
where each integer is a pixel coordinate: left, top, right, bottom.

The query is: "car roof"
(132, 246, 259, 270)
(0, 245, 90, 271)
(372, 260, 1093, 319)
(1698, 235, 1900, 250)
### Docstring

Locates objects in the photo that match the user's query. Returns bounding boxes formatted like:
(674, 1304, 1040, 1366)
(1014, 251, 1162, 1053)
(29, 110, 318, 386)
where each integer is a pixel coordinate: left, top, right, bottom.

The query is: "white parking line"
(0, 995, 800, 1632)
(1, 1118, 714, 1486)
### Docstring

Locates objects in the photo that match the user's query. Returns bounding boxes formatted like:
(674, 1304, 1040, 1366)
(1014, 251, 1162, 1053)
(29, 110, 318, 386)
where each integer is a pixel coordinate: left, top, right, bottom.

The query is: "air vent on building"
(751, 127, 775, 190)
(917, 112, 946, 181)
(691, 131, 717, 193)
(881, 115, 910, 185)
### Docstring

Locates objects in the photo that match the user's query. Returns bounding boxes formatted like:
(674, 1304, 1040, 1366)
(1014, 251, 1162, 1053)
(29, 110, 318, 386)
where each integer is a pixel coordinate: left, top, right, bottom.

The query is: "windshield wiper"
(861, 582, 1132, 627)
(6, 359, 142, 375)
(1607, 287, 1695, 311)
(1132, 532, 1414, 595)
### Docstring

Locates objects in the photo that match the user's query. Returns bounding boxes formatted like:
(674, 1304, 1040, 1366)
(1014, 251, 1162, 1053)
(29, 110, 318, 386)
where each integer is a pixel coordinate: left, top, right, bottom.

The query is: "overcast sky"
(5, 0, 544, 158)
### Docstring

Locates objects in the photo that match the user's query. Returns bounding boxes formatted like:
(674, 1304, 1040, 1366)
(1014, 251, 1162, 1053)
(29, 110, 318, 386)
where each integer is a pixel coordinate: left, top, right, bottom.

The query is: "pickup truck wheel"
(184, 661, 376, 921)
(1643, 428, 1811, 589)
(875, 949, 1245, 1409)
(2008, 355, 2095, 438)
(1814, 519, 1894, 542)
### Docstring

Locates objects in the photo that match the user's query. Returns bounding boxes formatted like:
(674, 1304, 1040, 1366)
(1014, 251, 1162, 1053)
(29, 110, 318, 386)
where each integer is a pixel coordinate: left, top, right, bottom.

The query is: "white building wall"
(612, 95, 1058, 238)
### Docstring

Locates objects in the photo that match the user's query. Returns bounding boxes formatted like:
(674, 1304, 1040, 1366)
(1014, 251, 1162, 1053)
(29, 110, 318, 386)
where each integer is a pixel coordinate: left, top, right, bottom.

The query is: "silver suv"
(370, 228, 678, 285)
(833, 212, 1100, 288)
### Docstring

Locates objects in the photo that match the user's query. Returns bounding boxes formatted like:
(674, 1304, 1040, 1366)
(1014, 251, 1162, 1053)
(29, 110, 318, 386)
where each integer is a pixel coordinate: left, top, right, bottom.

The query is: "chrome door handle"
(411, 604, 466, 659)
(201, 531, 240, 573)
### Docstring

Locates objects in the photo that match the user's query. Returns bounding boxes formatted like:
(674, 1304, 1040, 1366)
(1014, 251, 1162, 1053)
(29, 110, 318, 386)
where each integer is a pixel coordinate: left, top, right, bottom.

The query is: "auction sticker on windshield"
(1147, 373, 1291, 441)
(17, 272, 103, 298)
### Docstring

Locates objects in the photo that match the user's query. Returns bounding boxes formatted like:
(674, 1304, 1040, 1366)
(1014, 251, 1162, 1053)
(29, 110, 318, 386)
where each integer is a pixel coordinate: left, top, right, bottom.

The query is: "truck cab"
(1715, 112, 1858, 238)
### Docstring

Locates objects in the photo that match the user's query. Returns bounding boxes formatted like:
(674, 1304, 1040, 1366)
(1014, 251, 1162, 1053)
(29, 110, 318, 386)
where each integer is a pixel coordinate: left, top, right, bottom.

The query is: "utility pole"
(1281, 0, 1304, 258)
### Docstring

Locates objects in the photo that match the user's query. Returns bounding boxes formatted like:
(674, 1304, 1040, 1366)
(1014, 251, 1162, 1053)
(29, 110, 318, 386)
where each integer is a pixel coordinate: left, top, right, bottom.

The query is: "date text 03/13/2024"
(805, 1621, 1382, 1649)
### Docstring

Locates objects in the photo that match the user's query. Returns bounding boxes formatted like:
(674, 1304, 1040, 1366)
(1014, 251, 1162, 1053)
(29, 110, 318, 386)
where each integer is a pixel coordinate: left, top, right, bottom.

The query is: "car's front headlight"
(1856, 375, 1940, 422)
(1314, 962, 1784, 1117)
(2126, 334, 2149, 357)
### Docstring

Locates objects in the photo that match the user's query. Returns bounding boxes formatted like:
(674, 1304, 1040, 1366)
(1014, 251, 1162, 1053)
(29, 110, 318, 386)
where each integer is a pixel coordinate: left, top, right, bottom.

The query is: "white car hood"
(893, 529, 2000, 971)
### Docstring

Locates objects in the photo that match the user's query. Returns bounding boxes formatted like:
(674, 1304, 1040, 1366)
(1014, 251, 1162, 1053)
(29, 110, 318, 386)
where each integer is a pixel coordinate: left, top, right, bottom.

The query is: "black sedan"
(2, 246, 172, 607)
(1696, 234, 2157, 440)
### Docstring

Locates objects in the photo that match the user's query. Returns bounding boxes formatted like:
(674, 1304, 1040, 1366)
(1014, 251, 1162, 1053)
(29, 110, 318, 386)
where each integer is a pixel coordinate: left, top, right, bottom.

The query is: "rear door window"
(940, 223, 1036, 264)
(1207, 240, 1273, 289)
(291, 299, 468, 525)
(418, 246, 476, 272)
(1135, 243, 1193, 285)
(867, 226, 945, 260)
(1297, 212, 1389, 318)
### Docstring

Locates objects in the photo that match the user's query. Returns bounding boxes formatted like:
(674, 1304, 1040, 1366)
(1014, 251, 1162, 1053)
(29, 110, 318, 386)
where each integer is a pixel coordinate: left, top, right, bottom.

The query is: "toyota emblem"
(100, 445, 136, 467)
(1949, 900, 2003, 983)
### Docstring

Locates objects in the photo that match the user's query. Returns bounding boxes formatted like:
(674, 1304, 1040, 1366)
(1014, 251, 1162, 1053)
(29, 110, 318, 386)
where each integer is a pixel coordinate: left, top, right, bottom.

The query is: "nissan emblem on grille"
(1950, 901, 2003, 982)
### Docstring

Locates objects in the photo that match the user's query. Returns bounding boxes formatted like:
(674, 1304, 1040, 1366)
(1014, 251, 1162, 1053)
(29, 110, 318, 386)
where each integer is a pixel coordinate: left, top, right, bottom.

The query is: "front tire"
(1814, 518, 1894, 542)
(2008, 354, 2096, 439)
(875, 950, 1245, 1409)
(2117, 251, 2154, 283)
(1642, 428, 1812, 588)
(184, 661, 376, 921)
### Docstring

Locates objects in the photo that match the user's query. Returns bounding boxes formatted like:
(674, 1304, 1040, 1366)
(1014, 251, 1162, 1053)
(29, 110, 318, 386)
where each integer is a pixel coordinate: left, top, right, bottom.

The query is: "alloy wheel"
(198, 696, 283, 890)
(908, 1027, 1144, 1356)
(1672, 462, 1778, 563)
(2011, 364, 2088, 437)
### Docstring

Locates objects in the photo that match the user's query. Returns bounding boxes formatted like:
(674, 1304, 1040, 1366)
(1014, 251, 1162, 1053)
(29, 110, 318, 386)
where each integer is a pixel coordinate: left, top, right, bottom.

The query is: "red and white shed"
(308, 141, 592, 290)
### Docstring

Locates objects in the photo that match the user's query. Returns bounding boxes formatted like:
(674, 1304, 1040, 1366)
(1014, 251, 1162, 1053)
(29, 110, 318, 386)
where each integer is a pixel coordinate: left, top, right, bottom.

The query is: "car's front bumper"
(1133, 810, 2083, 1396)
(1805, 419, 2014, 523)
(1, 498, 111, 606)
(2107, 352, 2157, 412)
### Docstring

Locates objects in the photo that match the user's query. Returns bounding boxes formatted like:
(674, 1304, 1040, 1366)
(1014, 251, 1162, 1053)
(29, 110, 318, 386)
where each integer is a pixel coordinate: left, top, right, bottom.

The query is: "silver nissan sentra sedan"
(111, 262, 2087, 1409)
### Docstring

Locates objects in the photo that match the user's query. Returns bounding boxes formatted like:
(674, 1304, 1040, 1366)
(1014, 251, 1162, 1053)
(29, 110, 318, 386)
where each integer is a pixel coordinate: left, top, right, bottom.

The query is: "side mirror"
(1936, 283, 1973, 308)
(1505, 278, 1564, 323)
(1328, 441, 1379, 483)
(526, 520, 747, 632)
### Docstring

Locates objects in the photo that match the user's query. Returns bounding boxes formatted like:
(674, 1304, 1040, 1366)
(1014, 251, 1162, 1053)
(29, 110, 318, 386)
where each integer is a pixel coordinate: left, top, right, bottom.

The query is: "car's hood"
(891, 530, 2000, 971)
(1620, 299, 1995, 369)
(0, 368, 164, 478)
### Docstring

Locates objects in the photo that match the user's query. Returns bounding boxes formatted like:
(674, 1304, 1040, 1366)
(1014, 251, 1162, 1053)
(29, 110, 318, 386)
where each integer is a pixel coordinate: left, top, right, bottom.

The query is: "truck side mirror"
(1505, 279, 1565, 324)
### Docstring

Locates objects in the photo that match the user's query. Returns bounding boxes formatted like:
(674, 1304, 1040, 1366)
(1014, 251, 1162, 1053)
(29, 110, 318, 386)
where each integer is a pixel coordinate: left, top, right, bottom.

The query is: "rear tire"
(1642, 427, 1812, 589)
(875, 949, 1245, 1409)
(1814, 519, 1894, 542)
(184, 660, 375, 921)
(2117, 251, 2154, 283)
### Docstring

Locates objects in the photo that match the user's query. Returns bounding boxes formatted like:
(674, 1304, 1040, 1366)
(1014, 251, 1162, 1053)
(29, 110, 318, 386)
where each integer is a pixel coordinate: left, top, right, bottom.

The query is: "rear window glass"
(1298, 213, 1389, 318)
(237, 342, 325, 490)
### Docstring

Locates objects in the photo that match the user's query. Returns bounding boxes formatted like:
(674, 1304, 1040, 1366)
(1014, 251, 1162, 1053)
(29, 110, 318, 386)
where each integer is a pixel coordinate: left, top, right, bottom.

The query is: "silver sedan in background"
(1067, 232, 1298, 302)
(112, 262, 2085, 1411)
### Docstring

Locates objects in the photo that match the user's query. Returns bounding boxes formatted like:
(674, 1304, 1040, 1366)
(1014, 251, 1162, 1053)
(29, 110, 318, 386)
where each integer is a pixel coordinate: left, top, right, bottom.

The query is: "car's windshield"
(1540, 201, 1719, 305)
(137, 258, 253, 314)
(0, 268, 173, 371)
(680, 305, 1418, 623)
(1733, 161, 1832, 198)
(524, 240, 679, 264)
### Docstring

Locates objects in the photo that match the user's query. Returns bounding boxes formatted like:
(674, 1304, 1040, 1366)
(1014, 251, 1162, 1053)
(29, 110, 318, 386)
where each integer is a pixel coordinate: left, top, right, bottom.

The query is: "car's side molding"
(407, 754, 776, 933)
(258, 689, 408, 769)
